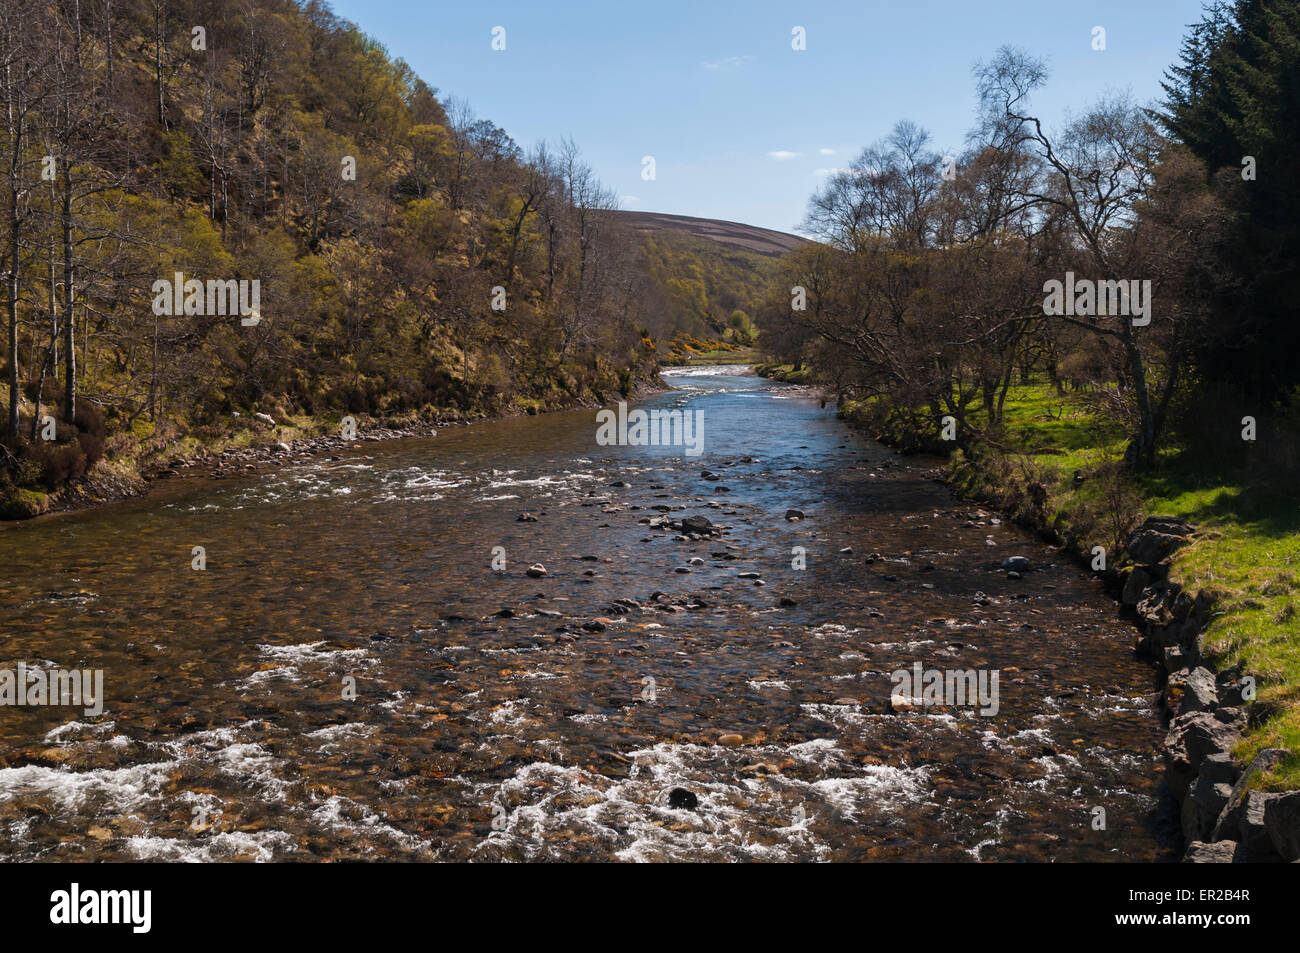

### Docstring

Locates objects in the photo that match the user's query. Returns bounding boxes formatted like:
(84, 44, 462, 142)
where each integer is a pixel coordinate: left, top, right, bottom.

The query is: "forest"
(761, 0, 1299, 474)
(0, 0, 779, 514)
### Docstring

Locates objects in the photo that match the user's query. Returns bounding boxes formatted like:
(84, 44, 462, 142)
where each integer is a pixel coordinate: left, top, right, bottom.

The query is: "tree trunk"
(1122, 332, 1156, 469)
(62, 161, 76, 423)
(5, 62, 21, 438)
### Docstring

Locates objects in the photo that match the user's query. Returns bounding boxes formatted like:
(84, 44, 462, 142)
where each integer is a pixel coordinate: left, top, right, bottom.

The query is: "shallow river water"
(0, 366, 1178, 861)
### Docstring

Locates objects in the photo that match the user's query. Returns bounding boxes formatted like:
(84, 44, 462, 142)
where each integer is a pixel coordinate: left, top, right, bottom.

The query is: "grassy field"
(662, 346, 762, 366)
(751, 362, 813, 383)
(843, 379, 1300, 790)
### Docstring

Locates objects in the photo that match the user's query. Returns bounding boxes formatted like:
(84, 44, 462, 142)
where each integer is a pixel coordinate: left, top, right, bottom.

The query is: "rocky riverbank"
(1121, 516, 1300, 862)
(771, 358, 1300, 862)
(920, 464, 1300, 863)
(24, 374, 669, 520)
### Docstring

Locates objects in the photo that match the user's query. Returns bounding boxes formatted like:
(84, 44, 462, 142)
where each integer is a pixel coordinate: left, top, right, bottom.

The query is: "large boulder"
(1121, 566, 1151, 606)
(1125, 517, 1193, 566)
(1166, 667, 1218, 717)
(1137, 583, 1175, 626)
(1182, 775, 1233, 841)
(1238, 791, 1283, 858)
(1264, 791, 1300, 861)
(1184, 708, 1247, 768)
(1212, 748, 1288, 840)
(1165, 709, 1246, 801)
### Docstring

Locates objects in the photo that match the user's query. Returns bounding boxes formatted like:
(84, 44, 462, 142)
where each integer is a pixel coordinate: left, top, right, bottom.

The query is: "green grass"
(953, 381, 1300, 789)
(1147, 478, 1300, 786)
(664, 347, 761, 366)
(753, 362, 812, 383)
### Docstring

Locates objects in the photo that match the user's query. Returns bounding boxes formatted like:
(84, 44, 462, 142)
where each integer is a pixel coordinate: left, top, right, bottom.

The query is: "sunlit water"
(0, 367, 1177, 861)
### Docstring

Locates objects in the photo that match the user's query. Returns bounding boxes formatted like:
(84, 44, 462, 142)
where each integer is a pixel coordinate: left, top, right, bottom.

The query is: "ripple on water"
(466, 738, 930, 862)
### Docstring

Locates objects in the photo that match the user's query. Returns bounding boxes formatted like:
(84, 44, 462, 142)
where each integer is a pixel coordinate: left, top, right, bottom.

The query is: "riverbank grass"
(752, 362, 813, 384)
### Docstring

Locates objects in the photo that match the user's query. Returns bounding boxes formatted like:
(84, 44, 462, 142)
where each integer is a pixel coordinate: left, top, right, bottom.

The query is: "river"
(0, 366, 1177, 861)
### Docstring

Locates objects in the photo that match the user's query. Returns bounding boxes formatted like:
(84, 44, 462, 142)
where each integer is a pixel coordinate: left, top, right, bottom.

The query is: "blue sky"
(327, 0, 1209, 234)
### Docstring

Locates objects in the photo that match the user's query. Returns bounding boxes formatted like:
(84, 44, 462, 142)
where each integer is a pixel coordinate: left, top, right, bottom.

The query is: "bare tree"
(975, 46, 1168, 467)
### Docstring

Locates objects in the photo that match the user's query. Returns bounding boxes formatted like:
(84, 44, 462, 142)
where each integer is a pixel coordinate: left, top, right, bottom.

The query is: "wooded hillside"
(1, 0, 708, 510)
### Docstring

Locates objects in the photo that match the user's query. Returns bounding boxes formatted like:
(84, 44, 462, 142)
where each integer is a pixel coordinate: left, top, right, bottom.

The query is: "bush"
(29, 439, 88, 489)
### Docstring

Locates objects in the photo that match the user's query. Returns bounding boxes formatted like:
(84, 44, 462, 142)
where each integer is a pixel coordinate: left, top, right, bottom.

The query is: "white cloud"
(703, 55, 754, 71)
(768, 150, 801, 160)
(621, 195, 640, 206)
(814, 166, 874, 178)
(819, 148, 836, 155)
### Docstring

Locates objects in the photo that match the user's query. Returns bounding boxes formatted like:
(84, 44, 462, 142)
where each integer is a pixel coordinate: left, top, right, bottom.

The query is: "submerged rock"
(668, 788, 699, 810)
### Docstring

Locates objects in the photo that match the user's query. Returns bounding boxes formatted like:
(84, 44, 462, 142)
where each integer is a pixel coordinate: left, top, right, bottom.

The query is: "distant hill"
(605, 211, 794, 344)
(606, 210, 807, 258)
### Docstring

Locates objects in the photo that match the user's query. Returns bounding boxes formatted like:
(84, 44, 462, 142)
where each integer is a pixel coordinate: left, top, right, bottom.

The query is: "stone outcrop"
(1123, 516, 1296, 862)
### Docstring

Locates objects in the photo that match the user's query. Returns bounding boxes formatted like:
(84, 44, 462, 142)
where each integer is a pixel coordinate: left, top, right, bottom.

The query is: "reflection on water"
(0, 367, 1177, 861)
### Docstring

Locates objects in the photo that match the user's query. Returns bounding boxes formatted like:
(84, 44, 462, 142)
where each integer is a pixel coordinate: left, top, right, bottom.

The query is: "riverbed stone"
(680, 515, 715, 536)
(668, 788, 699, 810)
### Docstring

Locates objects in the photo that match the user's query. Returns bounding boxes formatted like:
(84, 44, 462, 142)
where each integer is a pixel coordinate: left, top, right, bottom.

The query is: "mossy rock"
(0, 488, 50, 520)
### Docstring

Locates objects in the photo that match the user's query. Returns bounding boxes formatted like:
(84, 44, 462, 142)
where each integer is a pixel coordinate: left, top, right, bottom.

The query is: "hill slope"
(606, 210, 807, 257)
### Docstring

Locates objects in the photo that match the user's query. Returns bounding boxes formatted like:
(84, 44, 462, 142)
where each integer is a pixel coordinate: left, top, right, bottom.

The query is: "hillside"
(606, 210, 806, 257)
(3, 0, 667, 515)
(610, 210, 792, 361)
